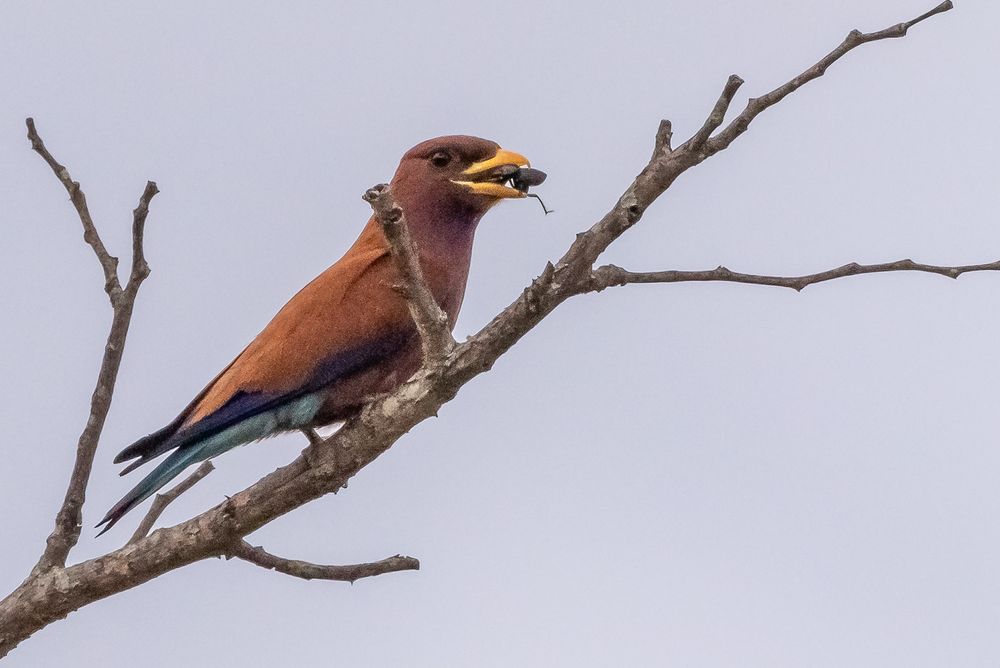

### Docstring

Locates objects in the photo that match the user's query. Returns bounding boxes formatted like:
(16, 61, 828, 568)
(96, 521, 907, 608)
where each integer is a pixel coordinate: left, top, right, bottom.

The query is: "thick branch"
(363, 184, 455, 361)
(28, 120, 159, 575)
(589, 258, 1000, 293)
(128, 462, 215, 545)
(228, 541, 419, 583)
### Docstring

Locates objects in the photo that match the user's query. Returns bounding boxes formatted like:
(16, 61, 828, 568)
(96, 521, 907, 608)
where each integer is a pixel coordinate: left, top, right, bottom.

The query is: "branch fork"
(24, 119, 159, 576)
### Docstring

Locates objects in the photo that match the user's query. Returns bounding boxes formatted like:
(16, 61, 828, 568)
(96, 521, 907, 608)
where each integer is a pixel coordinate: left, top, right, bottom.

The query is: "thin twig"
(25, 118, 122, 303)
(128, 462, 215, 544)
(27, 119, 159, 574)
(705, 1, 954, 155)
(687, 75, 744, 150)
(126, 181, 159, 293)
(363, 183, 456, 361)
(228, 541, 419, 583)
(544, 1, 956, 284)
(589, 258, 999, 293)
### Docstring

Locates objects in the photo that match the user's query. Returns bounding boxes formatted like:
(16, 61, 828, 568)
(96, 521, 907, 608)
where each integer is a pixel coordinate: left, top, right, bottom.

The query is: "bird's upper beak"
(451, 148, 546, 199)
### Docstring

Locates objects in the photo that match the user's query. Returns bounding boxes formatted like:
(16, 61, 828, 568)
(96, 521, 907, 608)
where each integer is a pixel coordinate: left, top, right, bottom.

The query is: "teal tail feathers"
(96, 445, 209, 535)
(97, 393, 324, 535)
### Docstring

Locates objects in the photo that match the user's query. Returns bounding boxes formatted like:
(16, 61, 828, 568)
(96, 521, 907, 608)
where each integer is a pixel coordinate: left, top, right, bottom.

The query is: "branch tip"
(688, 74, 746, 150)
(230, 540, 419, 583)
(652, 119, 674, 157)
(586, 258, 1000, 294)
(704, 0, 952, 156)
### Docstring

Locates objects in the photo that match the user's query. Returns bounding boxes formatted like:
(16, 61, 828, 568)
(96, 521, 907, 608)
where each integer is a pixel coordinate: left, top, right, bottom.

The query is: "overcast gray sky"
(2, 1, 998, 666)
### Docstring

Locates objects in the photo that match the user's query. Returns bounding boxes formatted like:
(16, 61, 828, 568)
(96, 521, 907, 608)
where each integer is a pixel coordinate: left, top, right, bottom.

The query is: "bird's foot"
(300, 428, 350, 492)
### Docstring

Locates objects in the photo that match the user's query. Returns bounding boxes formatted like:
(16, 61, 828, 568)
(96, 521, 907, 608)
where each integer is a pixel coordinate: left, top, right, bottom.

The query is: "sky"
(1, 1, 998, 666)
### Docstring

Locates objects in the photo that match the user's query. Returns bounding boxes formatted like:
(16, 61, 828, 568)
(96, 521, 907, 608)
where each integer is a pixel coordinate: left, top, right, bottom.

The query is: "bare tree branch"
(363, 183, 456, 361)
(705, 1, 954, 156)
(0, 3, 958, 658)
(651, 119, 674, 159)
(25, 118, 122, 302)
(687, 75, 744, 150)
(589, 258, 1000, 293)
(228, 541, 419, 583)
(554, 2, 956, 282)
(26, 120, 159, 576)
(125, 182, 158, 294)
(128, 463, 216, 545)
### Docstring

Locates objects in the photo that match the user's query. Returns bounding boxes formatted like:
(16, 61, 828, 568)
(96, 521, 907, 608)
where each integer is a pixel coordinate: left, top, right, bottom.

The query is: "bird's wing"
(114, 226, 413, 471)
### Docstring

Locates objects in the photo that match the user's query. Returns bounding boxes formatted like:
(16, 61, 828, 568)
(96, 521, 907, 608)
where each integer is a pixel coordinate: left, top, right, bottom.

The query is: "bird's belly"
(311, 336, 422, 425)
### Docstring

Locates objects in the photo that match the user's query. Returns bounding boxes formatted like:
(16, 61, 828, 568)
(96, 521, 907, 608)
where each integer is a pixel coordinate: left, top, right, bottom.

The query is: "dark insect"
(484, 165, 552, 214)
(511, 167, 547, 192)
(512, 167, 552, 215)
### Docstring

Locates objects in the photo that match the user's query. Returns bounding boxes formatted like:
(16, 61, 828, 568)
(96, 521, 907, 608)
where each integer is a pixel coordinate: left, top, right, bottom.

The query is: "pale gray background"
(2, 1, 997, 666)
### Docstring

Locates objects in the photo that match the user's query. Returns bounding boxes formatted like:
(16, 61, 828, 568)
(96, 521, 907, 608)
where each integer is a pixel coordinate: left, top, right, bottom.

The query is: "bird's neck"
(404, 196, 484, 257)
(356, 199, 484, 325)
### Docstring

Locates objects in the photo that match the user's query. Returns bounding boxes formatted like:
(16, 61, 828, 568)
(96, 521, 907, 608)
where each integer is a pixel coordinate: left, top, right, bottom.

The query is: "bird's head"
(389, 135, 546, 225)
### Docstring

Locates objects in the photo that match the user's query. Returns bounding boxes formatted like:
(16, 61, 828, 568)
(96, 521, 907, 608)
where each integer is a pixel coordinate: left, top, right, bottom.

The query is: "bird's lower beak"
(451, 149, 546, 199)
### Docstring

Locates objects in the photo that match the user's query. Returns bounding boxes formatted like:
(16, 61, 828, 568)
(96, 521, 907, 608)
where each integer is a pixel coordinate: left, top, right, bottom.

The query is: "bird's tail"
(97, 392, 326, 535)
(96, 444, 210, 535)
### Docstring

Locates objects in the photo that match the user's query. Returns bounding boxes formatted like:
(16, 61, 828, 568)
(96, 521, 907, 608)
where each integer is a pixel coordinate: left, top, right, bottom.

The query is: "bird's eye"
(430, 151, 452, 168)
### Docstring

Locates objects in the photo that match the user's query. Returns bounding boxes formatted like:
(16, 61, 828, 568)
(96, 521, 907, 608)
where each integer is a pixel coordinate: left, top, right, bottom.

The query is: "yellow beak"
(451, 149, 531, 199)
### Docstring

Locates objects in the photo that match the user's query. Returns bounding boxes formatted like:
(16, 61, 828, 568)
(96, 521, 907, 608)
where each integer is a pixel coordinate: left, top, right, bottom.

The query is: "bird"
(97, 135, 546, 533)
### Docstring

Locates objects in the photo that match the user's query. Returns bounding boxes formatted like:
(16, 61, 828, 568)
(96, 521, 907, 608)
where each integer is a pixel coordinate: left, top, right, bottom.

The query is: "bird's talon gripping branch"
(301, 428, 323, 447)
